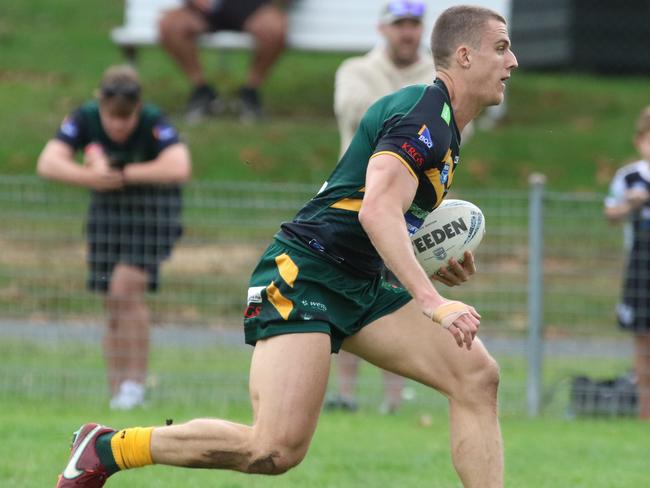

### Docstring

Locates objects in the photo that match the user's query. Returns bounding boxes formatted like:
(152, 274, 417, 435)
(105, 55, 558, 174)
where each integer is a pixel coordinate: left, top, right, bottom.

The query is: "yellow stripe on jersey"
(274, 253, 298, 288)
(331, 198, 363, 212)
(266, 281, 293, 320)
(370, 151, 418, 182)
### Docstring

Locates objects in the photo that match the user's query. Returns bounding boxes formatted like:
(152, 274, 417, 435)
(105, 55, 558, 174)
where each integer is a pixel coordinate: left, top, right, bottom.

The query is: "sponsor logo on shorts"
(244, 305, 262, 318)
(401, 141, 424, 167)
(301, 299, 327, 312)
(247, 286, 265, 304)
(417, 124, 433, 148)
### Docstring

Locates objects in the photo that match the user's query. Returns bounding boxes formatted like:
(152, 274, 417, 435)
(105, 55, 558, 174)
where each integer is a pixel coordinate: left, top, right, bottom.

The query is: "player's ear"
(456, 46, 471, 69)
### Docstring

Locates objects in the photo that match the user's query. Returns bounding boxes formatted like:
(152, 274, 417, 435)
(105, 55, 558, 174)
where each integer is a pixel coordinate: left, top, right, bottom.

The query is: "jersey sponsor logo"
(417, 124, 433, 148)
(60, 117, 78, 138)
(401, 141, 425, 167)
(411, 217, 468, 254)
(440, 163, 450, 184)
(404, 210, 425, 236)
(153, 124, 177, 141)
(441, 103, 451, 126)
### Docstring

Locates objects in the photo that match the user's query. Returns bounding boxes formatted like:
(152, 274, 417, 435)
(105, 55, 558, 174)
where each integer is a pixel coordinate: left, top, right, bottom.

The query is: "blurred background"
(2, 0, 649, 447)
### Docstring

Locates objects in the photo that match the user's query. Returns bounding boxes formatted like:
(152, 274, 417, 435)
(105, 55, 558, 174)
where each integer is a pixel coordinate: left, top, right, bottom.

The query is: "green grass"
(2, 396, 649, 488)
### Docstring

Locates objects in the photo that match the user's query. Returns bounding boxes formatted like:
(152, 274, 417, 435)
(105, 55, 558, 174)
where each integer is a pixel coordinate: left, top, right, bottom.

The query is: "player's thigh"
(249, 332, 331, 450)
(159, 7, 209, 37)
(342, 300, 497, 397)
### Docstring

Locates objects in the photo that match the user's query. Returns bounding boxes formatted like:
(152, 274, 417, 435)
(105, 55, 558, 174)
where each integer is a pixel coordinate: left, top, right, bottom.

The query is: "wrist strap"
(430, 301, 469, 329)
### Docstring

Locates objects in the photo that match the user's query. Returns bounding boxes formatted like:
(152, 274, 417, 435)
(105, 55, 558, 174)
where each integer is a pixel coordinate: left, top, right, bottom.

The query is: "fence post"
(527, 173, 546, 417)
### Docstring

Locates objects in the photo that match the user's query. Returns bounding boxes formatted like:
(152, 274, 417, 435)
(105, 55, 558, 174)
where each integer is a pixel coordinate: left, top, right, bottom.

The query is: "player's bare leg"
(104, 264, 150, 396)
(150, 333, 331, 473)
(343, 300, 503, 488)
(635, 333, 650, 419)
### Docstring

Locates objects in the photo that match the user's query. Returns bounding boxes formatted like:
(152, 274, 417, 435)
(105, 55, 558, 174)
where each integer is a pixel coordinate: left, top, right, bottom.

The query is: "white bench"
(111, 0, 512, 60)
(111, 0, 386, 61)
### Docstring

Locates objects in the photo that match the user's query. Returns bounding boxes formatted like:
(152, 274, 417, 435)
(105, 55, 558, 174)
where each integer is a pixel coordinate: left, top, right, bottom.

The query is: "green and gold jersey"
(279, 79, 461, 278)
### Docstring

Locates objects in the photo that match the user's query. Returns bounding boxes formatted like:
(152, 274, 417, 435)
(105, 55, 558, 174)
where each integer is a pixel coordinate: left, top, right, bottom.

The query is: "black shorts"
(86, 216, 182, 293)
(201, 0, 272, 32)
(618, 254, 650, 333)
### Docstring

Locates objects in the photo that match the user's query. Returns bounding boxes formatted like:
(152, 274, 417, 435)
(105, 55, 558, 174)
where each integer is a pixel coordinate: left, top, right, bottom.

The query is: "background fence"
(0, 175, 634, 416)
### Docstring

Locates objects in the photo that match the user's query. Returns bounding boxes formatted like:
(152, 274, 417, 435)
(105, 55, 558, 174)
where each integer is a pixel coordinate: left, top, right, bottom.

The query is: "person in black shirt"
(37, 65, 192, 410)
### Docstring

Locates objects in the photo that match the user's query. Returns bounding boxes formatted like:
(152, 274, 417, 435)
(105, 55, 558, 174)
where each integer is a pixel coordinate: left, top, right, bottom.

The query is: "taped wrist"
(431, 301, 469, 329)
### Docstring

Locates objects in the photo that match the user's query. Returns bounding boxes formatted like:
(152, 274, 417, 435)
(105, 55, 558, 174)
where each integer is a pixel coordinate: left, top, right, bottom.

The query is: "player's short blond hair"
(97, 65, 141, 117)
(635, 106, 650, 138)
(431, 6, 506, 70)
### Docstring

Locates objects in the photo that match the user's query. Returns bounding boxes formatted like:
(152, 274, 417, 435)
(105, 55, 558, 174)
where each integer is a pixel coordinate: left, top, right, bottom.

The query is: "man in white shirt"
(328, 0, 433, 414)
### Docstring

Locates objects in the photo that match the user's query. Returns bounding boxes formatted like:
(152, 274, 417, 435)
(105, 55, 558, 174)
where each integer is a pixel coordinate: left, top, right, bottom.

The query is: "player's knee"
(453, 352, 500, 405)
(248, 445, 305, 475)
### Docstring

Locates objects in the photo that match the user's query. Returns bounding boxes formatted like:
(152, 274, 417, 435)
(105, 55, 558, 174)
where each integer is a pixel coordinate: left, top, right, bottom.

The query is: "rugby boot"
(55, 423, 115, 487)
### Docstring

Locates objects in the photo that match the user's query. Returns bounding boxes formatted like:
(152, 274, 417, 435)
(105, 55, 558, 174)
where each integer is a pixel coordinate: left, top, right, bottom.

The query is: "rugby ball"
(410, 199, 485, 275)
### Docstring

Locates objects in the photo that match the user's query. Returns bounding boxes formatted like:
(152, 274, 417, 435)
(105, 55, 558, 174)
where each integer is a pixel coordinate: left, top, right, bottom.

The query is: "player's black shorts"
(86, 213, 182, 293)
(200, 0, 273, 32)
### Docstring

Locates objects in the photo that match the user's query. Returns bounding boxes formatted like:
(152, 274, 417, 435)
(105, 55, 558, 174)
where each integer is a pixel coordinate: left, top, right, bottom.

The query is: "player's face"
(380, 18, 424, 67)
(635, 131, 650, 162)
(99, 106, 140, 144)
(469, 20, 518, 106)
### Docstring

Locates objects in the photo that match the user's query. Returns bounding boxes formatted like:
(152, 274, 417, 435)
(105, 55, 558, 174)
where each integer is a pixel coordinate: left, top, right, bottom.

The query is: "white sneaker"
(110, 380, 145, 410)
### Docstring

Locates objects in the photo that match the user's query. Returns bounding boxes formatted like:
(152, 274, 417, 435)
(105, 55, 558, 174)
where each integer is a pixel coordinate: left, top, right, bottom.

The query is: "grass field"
(2, 396, 649, 488)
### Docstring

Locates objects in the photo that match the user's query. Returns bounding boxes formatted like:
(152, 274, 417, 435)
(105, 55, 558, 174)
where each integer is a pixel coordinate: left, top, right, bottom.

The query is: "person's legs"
(104, 264, 149, 404)
(343, 300, 503, 488)
(159, 8, 211, 87)
(336, 350, 360, 403)
(634, 333, 650, 419)
(242, 4, 288, 89)
(381, 370, 404, 414)
(150, 332, 331, 472)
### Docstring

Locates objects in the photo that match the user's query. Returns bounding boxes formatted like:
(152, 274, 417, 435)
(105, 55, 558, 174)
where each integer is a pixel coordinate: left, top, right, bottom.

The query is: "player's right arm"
(359, 153, 480, 349)
(37, 139, 124, 191)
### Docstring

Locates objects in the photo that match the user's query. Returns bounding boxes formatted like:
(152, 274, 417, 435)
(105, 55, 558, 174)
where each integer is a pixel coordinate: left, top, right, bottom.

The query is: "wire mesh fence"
(0, 175, 638, 416)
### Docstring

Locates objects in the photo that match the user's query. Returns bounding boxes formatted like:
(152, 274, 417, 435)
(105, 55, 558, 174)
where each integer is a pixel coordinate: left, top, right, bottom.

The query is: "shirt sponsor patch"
(441, 103, 451, 126)
(153, 123, 177, 141)
(401, 141, 425, 167)
(417, 124, 433, 148)
(60, 117, 78, 138)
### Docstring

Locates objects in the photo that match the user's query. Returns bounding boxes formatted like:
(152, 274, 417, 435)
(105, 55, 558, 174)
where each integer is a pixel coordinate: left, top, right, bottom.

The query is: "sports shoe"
(323, 394, 358, 412)
(55, 423, 115, 487)
(109, 380, 145, 410)
(234, 86, 264, 123)
(185, 84, 222, 123)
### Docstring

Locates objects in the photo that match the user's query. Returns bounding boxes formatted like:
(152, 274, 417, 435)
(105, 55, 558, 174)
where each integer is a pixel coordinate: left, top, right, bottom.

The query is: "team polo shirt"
(55, 101, 182, 212)
(279, 79, 461, 278)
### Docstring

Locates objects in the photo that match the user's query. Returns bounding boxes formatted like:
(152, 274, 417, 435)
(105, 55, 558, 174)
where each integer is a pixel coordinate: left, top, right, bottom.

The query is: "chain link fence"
(0, 176, 636, 416)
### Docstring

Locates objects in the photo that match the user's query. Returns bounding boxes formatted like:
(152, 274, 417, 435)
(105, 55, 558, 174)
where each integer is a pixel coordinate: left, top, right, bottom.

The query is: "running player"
(54, 6, 516, 487)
